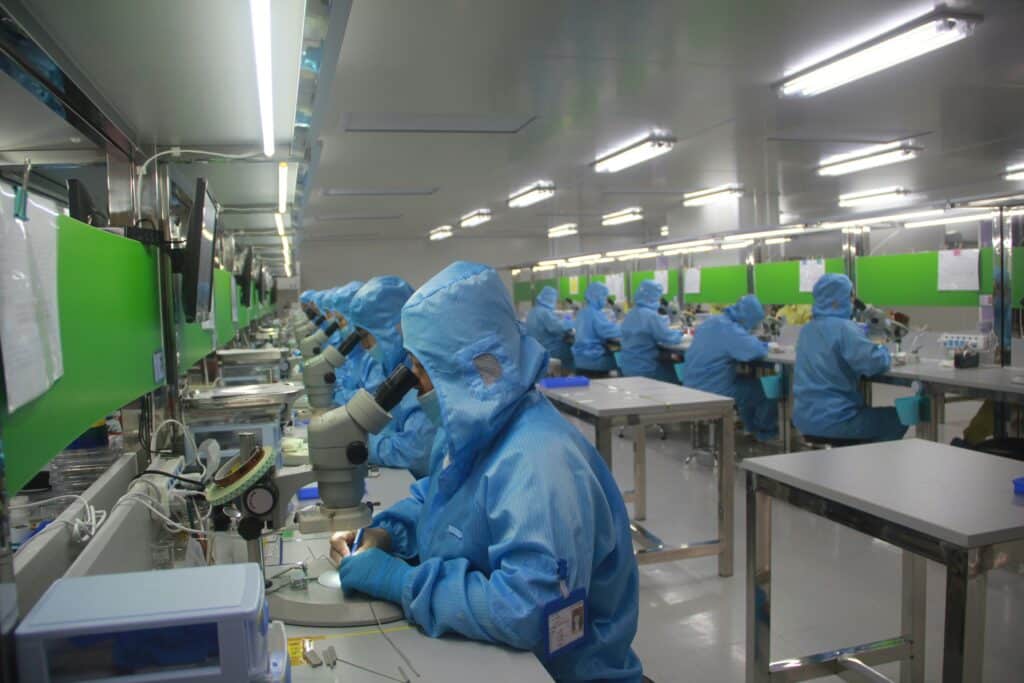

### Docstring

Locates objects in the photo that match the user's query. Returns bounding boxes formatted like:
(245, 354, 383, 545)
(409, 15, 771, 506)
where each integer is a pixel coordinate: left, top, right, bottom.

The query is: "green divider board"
(177, 320, 214, 375)
(0, 218, 165, 495)
(754, 259, 844, 305)
(684, 265, 748, 304)
(629, 270, 679, 300)
(558, 275, 588, 302)
(214, 269, 234, 346)
(855, 251, 984, 307)
(513, 281, 533, 303)
(1014, 249, 1024, 307)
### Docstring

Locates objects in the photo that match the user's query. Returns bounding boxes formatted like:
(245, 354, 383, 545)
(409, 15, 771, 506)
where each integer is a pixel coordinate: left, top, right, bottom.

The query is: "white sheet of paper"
(684, 267, 701, 294)
(568, 275, 579, 295)
(937, 248, 979, 291)
(654, 269, 669, 294)
(605, 273, 625, 302)
(0, 190, 64, 412)
(799, 259, 826, 293)
(231, 281, 239, 323)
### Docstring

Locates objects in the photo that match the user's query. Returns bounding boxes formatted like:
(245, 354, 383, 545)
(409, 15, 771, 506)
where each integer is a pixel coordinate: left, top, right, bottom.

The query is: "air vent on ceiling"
(322, 187, 439, 197)
(342, 112, 535, 134)
(311, 213, 403, 222)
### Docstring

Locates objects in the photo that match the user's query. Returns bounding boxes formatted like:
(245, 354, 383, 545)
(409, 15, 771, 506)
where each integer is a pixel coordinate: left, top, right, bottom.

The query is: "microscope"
(854, 299, 909, 346)
(759, 315, 783, 342)
(290, 308, 321, 340)
(299, 318, 341, 360)
(300, 330, 362, 410)
(204, 364, 421, 626)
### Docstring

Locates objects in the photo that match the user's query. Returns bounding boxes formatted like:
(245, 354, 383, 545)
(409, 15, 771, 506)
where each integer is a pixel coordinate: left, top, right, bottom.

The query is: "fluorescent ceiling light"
(606, 247, 653, 257)
(838, 186, 908, 208)
(460, 209, 492, 228)
(720, 240, 754, 250)
(818, 141, 921, 176)
(660, 245, 717, 256)
(547, 223, 578, 239)
(511, 269, 521, 276)
(593, 131, 676, 173)
(616, 251, 657, 262)
(567, 253, 604, 264)
(278, 162, 288, 213)
(537, 258, 567, 267)
(657, 239, 716, 251)
(1005, 163, 1024, 181)
(429, 225, 453, 241)
(274, 212, 285, 236)
(904, 211, 994, 229)
(659, 225, 669, 236)
(533, 264, 557, 272)
(764, 237, 792, 245)
(966, 193, 1024, 207)
(249, 0, 274, 157)
(724, 226, 806, 241)
(591, 257, 617, 264)
(777, 8, 981, 97)
(508, 181, 555, 208)
(820, 208, 945, 229)
(842, 226, 871, 234)
(683, 184, 743, 207)
(601, 207, 643, 226)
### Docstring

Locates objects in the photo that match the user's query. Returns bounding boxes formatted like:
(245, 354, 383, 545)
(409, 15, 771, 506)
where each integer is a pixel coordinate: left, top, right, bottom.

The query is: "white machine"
(16, 563, 288, 683)
(939, 331, 992, 352)
(300, 330, 362, 410)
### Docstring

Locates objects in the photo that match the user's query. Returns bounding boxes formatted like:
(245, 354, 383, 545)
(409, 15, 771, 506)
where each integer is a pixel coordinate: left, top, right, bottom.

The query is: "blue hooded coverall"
(525, 286, 574, 370)
(349, 262, 642, 681)
(685, 295, 778, 441)
(572, 281, 621, 373)
(619, 280, 683, 382)
(793, 274, 907, 443)
(320, 282, 366, 406)
(346, 276, 435, 478)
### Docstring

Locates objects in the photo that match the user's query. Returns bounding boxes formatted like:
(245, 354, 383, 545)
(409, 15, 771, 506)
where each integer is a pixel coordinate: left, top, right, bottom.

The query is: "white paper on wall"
(937, 248, 979, 291)
(568, 275, 579, 295)
(605, 273, 626, 302)
(684, 267, 701, 294)
(799, 259, 826, 293)
(654, 269, 669, 294)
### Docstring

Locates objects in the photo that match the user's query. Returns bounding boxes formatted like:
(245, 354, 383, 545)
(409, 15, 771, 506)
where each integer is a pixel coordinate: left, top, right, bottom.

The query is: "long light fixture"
(567, 253, 604, 264)
(460, 209, 491, 228)
(593, 131, 676, 173)
(904, 211, 996, 229)
(616, 251, 657, 262)
(720, 240, 754, 250)
(838, 186, 908, 208)
(765, 237, 792, 245)
(817, 141, 921, 176)
(249, 0, 274, 157)
(508, 181, 555, 208)
(657, 239, 716, 251)
(966, 193, 1024, 207)
(537, 258, 567, 267)
(547, 222, 578, 239)
(277, 162, 288, 213)
(592, 256, 616, 264)
(276, 212, 292, 277)
(429, 225, 453, 241)
(274, 212, 285, 236)
(819, 208, 945, 229)
(723, 225, 806, 241)
(660, 245, 717, 256)
(533, 264, 557, 272)
(1005, 163, 1024, 182)
(776, 8, 981, 98)
(601, 207, 643, 226)
(606, 247, 653, 257)
(660, 225, 670, 237)
(683, 184, 742, 207)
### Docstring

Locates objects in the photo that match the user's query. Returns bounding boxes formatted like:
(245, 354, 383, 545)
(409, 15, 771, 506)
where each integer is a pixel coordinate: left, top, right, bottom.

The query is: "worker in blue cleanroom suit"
(619, 280, 683, 383)
(793, 274, 907, 443)
(320, 282, 365, 405)
(525, 286, 575, 372)
(685, 294, 779, 441)
(572, 281, 622, 376)
(332, 262, 642, 682)
(346, 276, 435, 478)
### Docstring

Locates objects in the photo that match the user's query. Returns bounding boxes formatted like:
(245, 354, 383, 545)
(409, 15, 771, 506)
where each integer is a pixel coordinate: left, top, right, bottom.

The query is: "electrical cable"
(133, 470, 203, 489)
(138, 147, 261, 177)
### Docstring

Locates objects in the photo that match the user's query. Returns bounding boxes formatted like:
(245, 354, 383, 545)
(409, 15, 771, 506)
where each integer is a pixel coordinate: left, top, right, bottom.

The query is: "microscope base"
(297, 504, 372, 534)
(267, 556, 404, 627)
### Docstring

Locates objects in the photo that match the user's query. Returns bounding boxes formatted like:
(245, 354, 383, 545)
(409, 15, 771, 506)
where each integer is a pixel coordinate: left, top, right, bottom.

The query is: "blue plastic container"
(760, 374, 783, 400)
(539, 376, 590, 389)
(297, 484, 320, 501)
(1014, 477, 1024, 495)
(895, 395, 927, 426)
(674, 362, 686, 385)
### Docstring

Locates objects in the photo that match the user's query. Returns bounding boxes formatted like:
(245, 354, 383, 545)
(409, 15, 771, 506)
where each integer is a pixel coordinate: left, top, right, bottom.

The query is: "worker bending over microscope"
(329, 262, 643, 682)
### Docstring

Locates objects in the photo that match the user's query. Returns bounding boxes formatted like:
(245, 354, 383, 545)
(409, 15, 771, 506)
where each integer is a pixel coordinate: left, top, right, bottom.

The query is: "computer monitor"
(237, 247, 254, 307)
(66, 178, 108, 227)
(180, 177, 218, 323)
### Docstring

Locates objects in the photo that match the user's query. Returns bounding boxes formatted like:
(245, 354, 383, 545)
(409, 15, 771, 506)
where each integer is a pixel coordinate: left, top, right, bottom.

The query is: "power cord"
(11, 495, 108, 547)
(138, 147, 261, 177)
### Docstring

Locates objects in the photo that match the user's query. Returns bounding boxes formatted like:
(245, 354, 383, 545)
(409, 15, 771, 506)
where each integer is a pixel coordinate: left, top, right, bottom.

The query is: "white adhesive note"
(937, 248, 979, 291)
(568, 275, 579, 295)
(231, 280, 239, 323)
(654, 269, 669, 293)
(605, 273, 626, 302)
(799, 259, 826, 293)
(684, 267, 701, 294)
(0, 190, 63, 412)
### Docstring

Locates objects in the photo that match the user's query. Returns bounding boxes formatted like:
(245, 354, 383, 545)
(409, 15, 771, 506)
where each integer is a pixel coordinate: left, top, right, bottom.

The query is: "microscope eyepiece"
(337, 331, 361, 356)
(323, 320, 340, 336)
(373, 365, 420, 412)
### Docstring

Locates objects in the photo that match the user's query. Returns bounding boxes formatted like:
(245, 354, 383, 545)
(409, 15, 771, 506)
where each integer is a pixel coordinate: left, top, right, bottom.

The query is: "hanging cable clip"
(13, 158, 31, 220)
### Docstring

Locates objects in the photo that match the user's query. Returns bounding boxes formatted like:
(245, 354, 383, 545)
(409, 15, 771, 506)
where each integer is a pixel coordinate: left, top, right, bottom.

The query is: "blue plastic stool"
(760, 374, 783, 400)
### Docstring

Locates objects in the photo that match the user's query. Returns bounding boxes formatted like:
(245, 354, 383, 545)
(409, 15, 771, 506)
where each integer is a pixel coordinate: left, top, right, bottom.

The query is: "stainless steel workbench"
(741, 439, 1024, 683)
(539, 376, 736, 574)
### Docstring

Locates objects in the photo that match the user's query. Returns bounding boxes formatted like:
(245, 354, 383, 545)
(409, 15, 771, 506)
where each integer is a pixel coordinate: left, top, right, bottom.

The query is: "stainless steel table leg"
(942, 547, 987, 683)
(595, 417, 613, 470)
(633, 425, 647, 521)
(746, 473, 771, 683)
(900, 551, 926, 683)
(918, 388, 943, 442)
(719, 412, 736, 577)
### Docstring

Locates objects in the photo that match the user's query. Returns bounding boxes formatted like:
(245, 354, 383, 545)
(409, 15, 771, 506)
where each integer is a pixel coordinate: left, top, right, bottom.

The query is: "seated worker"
(345, 276, 434, 478)
(322, 281, 365, 406)
(572, 281, 622, 377)
(526, 286, 575, 372)
(619, 280, 683, 383)
(331, 262, 642, 681)
(793, 274, 907, 443)
(564, 297, 580, 314)
(299, 289, 317, 315)
(685, 294, 778, 442)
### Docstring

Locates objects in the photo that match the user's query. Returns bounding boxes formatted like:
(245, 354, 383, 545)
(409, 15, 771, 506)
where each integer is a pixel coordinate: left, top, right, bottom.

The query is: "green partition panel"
(558, 275, 588, 302)
(855, 251, 985, 307)
(214, 269, 234, 346)
(513, 281, 533, 303)
(683, 265, 748, 305)
(177, 320, 214, 374)
(0, 218, 165, 494)
(1014, 249, 1024, 308)
(629, 270, 679, 300)
(754, 259, 845, 305)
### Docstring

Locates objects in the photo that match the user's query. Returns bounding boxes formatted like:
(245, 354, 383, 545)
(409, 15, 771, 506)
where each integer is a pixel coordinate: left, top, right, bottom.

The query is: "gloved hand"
(338, 548, 411, 605)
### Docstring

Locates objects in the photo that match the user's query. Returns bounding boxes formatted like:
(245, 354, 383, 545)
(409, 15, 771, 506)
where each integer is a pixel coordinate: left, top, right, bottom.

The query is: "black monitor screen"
(181, 177, 218, 322)
(237, 247, 254, 307)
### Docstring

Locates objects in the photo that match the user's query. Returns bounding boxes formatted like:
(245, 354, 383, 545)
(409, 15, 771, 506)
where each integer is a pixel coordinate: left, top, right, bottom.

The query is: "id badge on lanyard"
(542, 560, 588, 659)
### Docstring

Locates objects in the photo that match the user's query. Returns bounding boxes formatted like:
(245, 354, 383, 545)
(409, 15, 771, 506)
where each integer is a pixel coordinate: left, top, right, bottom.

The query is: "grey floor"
(566, 391, 1024, 683)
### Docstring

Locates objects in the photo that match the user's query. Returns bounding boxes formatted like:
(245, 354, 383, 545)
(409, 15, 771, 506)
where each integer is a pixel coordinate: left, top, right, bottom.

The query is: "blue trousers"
(803, 406, 908, 443)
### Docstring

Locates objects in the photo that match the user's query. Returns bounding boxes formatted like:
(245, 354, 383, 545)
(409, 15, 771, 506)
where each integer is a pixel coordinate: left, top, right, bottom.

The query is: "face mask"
(418, 389, 442, 427)
(369, 343, 385, 365)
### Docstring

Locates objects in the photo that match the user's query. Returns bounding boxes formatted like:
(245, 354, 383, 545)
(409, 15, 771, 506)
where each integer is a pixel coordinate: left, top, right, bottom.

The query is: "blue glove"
(338, 548, 411, 605)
